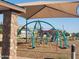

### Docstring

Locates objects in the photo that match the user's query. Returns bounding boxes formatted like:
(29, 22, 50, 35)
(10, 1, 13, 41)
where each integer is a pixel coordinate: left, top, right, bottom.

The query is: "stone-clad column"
(1, 10, 18, 59)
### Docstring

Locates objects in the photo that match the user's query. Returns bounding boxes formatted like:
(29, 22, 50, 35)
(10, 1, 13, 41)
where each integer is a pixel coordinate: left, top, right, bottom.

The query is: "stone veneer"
(1, 10, 17, 59)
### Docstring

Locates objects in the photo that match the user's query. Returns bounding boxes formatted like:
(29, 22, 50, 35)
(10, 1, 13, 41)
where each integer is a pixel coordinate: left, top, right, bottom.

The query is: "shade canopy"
(17, 1, 79, 19)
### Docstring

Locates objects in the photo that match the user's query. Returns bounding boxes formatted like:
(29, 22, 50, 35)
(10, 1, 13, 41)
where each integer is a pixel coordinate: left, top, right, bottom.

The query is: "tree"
(65, 32, 70, 36)
(75, 33, 79, 37)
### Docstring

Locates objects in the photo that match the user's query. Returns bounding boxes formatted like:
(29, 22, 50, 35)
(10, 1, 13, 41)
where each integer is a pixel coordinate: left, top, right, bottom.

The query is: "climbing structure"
(18, 20, 55, 48)
(18, 20, 69, 49)
(55, 30, 69, 49)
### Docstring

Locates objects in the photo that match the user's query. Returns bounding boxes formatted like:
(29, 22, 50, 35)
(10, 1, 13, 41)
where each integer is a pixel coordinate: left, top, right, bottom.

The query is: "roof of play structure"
(17, 1, 79, 19)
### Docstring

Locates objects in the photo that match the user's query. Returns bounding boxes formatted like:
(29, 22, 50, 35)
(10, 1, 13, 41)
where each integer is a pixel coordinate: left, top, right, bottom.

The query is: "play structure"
(55, 31, 69, 48)
(18, 20, 69, 49)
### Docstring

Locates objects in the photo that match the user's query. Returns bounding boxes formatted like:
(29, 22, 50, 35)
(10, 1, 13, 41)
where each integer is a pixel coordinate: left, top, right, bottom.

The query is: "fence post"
(71, 44, 76, 59)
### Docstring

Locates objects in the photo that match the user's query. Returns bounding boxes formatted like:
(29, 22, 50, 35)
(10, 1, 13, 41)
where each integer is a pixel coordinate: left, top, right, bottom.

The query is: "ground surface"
(0, 34, 79, 59)
(17, 40, 79, 59)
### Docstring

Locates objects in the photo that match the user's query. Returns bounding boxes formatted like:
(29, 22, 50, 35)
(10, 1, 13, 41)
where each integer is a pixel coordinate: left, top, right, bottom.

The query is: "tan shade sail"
(17, 1, 79, 19)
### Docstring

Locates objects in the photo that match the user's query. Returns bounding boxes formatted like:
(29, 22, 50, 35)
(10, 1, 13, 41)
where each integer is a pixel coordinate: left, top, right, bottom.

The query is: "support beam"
(26, 19, 28, 43)
(1, 10, 18, 59)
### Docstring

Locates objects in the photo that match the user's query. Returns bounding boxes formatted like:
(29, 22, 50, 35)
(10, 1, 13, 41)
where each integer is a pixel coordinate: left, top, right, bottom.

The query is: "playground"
(16, 20, 79, 59)
(0, 0, 79, 59)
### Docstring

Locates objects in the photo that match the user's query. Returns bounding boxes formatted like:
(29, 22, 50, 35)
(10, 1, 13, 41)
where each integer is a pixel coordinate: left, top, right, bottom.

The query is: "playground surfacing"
(0, 24, 74, 59)
(17, 39, 79, 59)
(0, 35, 79, 59)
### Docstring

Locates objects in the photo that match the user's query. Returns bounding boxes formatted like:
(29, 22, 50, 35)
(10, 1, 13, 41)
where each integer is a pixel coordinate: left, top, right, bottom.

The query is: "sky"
(4, 0, 79, 4)
(0, 0, 79, 33)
